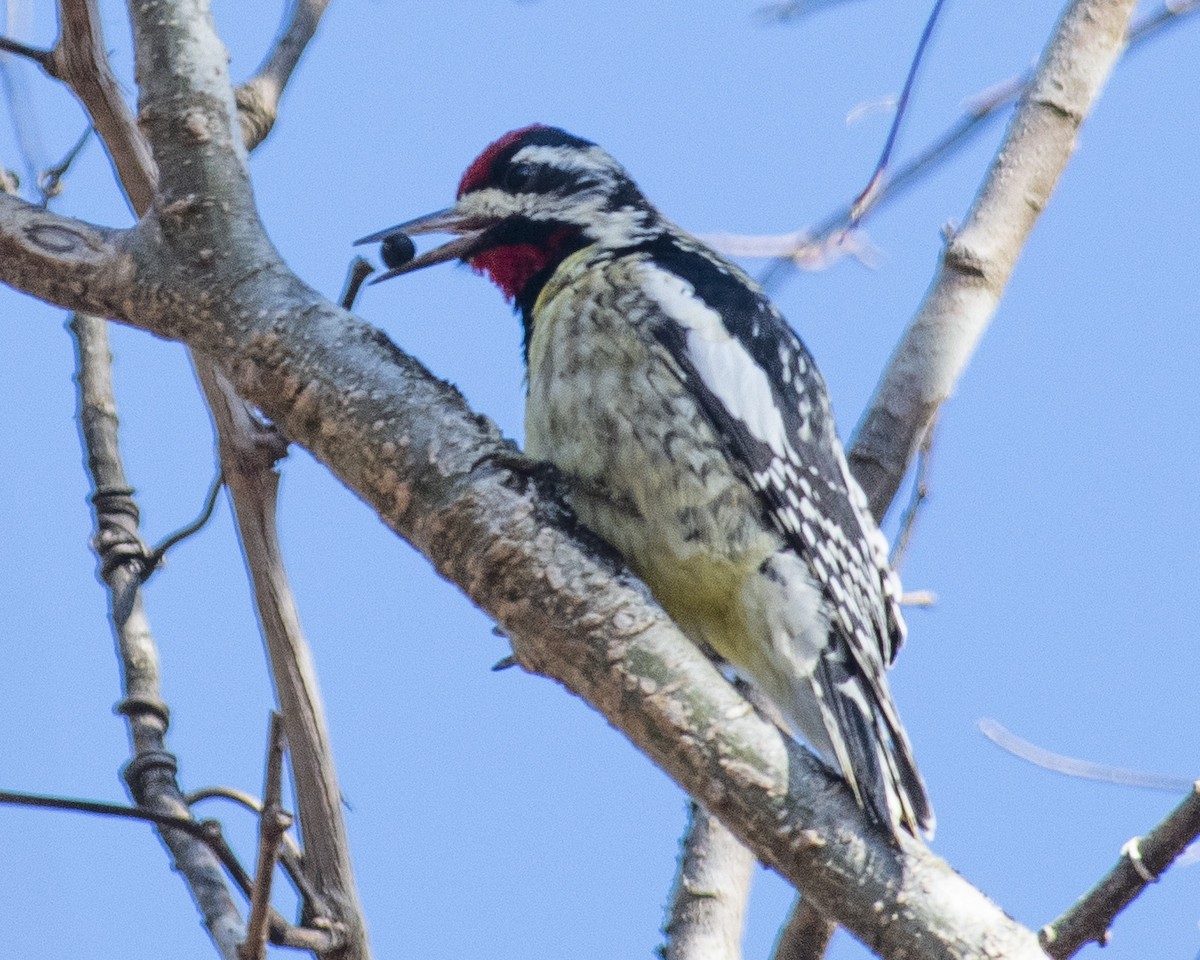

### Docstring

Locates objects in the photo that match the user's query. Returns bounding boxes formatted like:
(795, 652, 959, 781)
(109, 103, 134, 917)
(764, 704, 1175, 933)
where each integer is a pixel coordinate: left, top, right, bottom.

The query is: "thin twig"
(0, 34, 51, 66)
(0, 787, 229, 844)
(848, 0, 948, 225)
(37, 124, 92, 204)
(749, 0, 1200, 290)
(0, 786, 256, 896)
(889, 416, 935, 569)
(240, 714, 292, 960)
(0, 780, 339, 956)
(143, 469, 225, 574)
(979, 719, 1193, 793)
(1040, 782, 1200, 958)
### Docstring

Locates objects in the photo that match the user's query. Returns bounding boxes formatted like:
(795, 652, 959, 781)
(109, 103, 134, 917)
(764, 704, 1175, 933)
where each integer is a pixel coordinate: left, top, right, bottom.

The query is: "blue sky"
(1, 1, 1198, 958)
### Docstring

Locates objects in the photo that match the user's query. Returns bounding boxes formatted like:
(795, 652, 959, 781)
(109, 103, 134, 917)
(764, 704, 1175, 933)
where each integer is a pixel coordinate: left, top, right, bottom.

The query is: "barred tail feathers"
(810, 655, 935, 839)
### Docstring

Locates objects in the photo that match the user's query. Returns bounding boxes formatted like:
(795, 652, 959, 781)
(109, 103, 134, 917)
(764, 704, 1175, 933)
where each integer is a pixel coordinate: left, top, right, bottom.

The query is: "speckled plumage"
(361, 126, 933, 838)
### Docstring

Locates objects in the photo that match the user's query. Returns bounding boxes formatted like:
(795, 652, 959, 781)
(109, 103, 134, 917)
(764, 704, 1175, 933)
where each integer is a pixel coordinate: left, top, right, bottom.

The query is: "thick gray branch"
(0, 213, 1043, 955)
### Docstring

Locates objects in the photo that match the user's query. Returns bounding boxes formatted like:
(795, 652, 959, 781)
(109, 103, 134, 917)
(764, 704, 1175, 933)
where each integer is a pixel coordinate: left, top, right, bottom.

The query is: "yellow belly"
(526, 247, 779, 675)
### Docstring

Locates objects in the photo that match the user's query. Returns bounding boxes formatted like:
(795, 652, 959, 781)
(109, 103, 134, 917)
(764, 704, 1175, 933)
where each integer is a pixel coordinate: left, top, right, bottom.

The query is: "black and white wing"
(632, 233, 932, 836)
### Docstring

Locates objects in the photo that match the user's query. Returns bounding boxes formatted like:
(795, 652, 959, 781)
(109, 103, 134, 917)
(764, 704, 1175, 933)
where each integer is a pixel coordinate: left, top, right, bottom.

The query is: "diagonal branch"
(0, 163, 1048, 960)
(848, 0, 1140, 519)
(236, 0, 331, 150)
(1040, 782, 1200, 958)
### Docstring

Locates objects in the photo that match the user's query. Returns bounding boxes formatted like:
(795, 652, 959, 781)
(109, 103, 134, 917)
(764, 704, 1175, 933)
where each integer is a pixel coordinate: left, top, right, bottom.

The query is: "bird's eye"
(501, 162, 538, 192)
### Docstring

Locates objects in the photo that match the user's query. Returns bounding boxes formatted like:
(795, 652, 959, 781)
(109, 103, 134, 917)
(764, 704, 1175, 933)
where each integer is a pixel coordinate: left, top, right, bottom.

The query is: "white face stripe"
(638, 266, 792, 459)
(515, 143, 618, 176)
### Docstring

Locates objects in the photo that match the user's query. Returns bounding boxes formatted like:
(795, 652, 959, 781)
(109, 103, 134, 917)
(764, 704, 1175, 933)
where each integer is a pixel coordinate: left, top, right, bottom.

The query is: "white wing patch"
(639, 266, 792, 459)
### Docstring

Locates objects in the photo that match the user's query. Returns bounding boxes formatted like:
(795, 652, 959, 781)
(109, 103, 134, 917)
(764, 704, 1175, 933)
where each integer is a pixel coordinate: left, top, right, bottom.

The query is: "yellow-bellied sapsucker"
(358, 125, 933, 838)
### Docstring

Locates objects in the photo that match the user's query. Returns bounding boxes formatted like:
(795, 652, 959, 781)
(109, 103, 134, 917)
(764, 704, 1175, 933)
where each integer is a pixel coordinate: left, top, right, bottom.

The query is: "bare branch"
(236, 0, 331, 150)
(771, 898, 837, 960)
(744, 0, 1200, 289)
(193, 361, 364, 954)
(1040, 782, 1200, 958)
(69, 310, 246, 960)
(48, 0, 157, 211)
(41, 1, 368, 952)
(240, 714, 292, 960)
(848, 0, 1140, 519)
(660, 801, 755, 960)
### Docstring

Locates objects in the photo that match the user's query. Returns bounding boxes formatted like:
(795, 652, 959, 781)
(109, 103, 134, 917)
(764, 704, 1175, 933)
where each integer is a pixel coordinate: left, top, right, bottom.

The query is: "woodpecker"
(358, 125, 933, 838)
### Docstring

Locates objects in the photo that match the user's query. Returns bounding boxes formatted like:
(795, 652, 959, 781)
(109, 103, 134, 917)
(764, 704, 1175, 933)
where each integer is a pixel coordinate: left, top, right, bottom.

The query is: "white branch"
(849, 0, 1139, 518)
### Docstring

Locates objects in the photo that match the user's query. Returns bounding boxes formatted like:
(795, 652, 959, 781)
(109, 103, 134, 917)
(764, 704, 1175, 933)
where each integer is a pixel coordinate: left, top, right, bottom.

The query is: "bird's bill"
(355, 206, 494, 284)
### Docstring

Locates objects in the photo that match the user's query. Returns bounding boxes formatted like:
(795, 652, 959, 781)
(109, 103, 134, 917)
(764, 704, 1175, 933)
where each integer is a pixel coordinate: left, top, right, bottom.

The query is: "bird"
(357, 125, 933, 838)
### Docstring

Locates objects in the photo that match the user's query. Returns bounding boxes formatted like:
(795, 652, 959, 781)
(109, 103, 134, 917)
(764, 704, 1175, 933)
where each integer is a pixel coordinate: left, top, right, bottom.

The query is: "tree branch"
(1040, 782, 1200, 958)
(236, 0, 331, 150)
(660, 801, 756, 960)
(848, 0, 1140, 519)
(44, 1, 367, 954)
(193, 360, 363, 952)
(771, 898, 838, 960)
(0, 195, 1047, 960)
(69, 311, 246, 960)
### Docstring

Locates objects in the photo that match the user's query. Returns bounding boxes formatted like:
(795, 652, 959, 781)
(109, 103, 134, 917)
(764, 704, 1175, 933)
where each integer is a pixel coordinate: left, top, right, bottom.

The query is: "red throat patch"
(467, 226, 576, 303)
(458, 124, 547, 197)
(468, 244, 552, 303)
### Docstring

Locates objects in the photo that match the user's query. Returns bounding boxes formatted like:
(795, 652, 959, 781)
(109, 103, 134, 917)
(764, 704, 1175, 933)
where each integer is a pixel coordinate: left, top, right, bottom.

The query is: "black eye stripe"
(498, 161, 591, 196)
